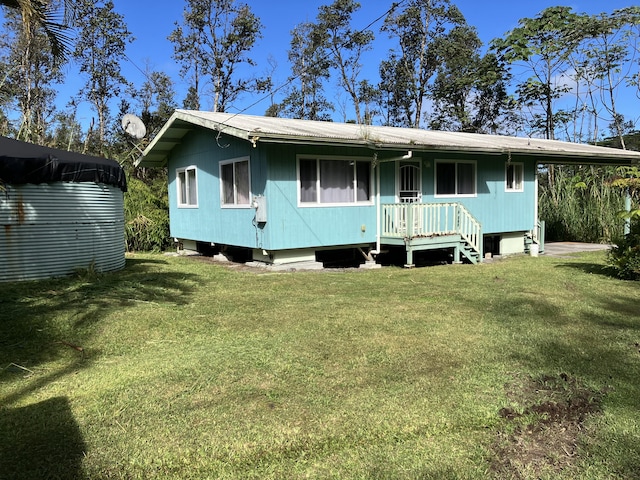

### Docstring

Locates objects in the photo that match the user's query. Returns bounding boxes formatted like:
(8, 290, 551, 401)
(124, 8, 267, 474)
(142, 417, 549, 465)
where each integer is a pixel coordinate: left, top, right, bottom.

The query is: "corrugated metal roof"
(137, 109, 640, 167)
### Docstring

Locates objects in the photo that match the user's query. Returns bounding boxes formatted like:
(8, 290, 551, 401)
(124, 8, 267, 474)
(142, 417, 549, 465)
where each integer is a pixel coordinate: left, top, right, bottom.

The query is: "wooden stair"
(380, 202, 483, 267)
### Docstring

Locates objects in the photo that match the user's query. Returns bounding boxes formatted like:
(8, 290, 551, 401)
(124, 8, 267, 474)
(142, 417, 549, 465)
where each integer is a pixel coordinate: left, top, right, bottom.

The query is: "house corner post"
(625, 189, 632, 236)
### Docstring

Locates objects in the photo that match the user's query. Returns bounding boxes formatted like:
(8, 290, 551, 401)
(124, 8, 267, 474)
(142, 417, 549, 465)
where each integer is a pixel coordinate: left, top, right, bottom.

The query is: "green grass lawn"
(1, 252, 639, 479)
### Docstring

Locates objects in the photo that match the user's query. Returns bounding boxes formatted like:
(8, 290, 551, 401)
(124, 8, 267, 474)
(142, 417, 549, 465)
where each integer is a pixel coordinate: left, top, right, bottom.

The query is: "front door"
(398, 161, 421, 203)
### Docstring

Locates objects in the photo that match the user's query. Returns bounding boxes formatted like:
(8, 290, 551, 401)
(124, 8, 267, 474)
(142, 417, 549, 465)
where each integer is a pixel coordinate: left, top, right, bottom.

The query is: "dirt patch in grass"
(490, 373, 608, 479)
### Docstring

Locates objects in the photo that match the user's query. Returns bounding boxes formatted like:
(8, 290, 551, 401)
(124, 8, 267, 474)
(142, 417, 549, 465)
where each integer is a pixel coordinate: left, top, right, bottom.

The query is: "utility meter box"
(252, 195, 267, 223)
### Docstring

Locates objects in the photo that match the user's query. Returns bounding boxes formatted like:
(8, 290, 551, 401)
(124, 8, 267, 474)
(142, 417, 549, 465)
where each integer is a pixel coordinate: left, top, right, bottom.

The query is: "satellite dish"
(121, 114, 147, 140)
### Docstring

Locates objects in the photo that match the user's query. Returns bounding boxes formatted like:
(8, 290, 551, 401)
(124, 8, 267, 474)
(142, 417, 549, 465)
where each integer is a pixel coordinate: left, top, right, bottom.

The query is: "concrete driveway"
(543, 242, 611, 257)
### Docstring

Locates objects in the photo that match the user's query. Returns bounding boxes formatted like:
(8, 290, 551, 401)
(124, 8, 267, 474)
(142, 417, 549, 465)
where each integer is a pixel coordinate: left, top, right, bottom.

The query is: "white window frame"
(505, 162, 524, 192)
(297, 155, 374, 207)
(176, 165, 198, 208)
(220, 157, 251, 208)
(434, 160, 477, 198)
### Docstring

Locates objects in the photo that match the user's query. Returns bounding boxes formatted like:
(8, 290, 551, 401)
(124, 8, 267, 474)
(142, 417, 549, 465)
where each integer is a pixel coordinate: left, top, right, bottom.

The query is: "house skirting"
(252, 248, 323, 269)
(175, 239, 200, 255)
(500, 232, 528, 256)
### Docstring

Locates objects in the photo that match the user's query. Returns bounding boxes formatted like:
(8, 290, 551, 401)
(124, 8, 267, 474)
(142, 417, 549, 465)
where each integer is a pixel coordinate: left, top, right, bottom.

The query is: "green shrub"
(607, 220, 640, 280)
(124, 177, 170, 252)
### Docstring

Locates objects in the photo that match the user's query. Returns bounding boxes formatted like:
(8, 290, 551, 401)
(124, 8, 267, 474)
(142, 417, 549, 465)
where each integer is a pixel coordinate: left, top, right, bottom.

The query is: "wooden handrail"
(382, 203, 481, 254)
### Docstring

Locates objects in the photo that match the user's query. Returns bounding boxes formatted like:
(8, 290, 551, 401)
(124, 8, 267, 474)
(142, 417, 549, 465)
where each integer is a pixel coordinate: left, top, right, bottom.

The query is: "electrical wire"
(125, 1, 408, 130)
(220, 0, 406, 124)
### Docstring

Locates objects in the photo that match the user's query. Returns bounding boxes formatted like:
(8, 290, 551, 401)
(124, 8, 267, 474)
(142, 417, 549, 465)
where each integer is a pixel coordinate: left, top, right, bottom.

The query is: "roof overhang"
(135, 110, 640, 168)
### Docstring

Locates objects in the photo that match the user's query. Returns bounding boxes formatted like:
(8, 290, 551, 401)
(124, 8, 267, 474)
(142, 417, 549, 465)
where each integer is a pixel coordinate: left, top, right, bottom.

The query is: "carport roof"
(136, 109, 640, 168)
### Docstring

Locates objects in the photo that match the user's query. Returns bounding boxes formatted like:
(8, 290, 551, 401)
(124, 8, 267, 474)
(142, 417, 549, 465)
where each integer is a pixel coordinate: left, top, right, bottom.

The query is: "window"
(220, 158, 250, 206)
(298, 157, 372, 205)
(177, 166, 198, 207)
(506, 162, 524, 192)
(435, 161, 476, 197)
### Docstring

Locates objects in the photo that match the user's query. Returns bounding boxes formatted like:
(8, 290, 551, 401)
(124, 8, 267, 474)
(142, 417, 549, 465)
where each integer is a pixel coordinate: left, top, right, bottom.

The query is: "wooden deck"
(380, 203, 483, 266)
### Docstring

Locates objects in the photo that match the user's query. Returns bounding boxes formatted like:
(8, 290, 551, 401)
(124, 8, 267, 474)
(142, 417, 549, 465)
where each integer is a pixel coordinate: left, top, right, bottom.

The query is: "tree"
(168, 0, 263, 113)
(1, 7, 61, 143)
(115, 69, 178, 168)
(470, 54, 517, 134)
(136, 69, 177, 134)
(380, 0, 467, 128)
(72, 0, 132, 154)
(378, 55, 412, 127)
(278, 21, 333, 121)
(576, 9, 640, 148)
(311, 0, 373, 124)
(492, 7, 583, 140)
(48, 106, 84, 151)
(626, 7, 640, 102)
(429, 25, 512, 133)
(358, 79, 382, 125)
(0, 0, 76, 63)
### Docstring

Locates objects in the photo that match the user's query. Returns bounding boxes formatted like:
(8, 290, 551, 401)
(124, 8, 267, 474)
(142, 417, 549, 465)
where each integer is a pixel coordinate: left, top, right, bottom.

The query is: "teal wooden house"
(137, 111, 640, 268)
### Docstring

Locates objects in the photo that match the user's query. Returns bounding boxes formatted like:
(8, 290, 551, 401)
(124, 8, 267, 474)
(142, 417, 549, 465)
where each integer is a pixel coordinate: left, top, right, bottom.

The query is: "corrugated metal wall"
(0, 182, 125, 282)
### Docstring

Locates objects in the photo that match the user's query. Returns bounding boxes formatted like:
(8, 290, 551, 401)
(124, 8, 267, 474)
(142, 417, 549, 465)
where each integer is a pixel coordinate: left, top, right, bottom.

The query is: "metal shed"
(0, 137, 127, 282)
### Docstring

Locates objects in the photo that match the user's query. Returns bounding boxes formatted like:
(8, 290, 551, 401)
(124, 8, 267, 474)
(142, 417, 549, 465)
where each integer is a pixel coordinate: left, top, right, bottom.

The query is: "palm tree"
(0, 0, 76, 62)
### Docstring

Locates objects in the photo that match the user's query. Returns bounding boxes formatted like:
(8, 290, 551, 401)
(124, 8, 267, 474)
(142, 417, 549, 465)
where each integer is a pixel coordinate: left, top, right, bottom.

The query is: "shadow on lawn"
(0, 256, 200, 402)
(0, 396, 87, 480)
(555, 261, 616, 278)
(487, 283, 640, 475)
(487, 280, 640, 400)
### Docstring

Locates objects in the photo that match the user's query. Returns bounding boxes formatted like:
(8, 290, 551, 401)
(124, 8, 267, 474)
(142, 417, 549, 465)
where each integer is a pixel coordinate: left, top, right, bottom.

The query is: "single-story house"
(136, 110, 640, 268)
(0, 136, 127, 281)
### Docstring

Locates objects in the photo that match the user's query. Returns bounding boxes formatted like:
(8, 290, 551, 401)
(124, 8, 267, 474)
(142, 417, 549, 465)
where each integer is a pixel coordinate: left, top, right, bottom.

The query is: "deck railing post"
(407, 203, 414, 237)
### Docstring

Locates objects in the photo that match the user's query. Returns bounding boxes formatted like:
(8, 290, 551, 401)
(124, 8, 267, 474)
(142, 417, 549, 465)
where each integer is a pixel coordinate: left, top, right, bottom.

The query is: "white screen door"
(398, 162, 421, 203)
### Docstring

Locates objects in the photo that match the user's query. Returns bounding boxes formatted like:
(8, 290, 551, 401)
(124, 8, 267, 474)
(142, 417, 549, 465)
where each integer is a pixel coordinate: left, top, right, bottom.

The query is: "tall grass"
(539, 165, 627, 242)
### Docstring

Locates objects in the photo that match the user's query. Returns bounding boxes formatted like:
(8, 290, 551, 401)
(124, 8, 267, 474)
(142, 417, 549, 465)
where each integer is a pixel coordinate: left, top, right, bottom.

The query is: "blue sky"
(55, 0, 639, 129)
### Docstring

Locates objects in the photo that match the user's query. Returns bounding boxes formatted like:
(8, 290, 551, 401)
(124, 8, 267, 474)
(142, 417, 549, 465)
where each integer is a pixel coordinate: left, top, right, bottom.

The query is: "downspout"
(374, 158, 381, 255)
(534, 161, 539, 241)
(369, 150, 413, 257)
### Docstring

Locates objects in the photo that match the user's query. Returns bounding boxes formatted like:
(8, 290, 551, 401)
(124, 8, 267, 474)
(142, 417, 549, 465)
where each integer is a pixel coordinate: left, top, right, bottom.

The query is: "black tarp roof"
(0, 136, 127, 192)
